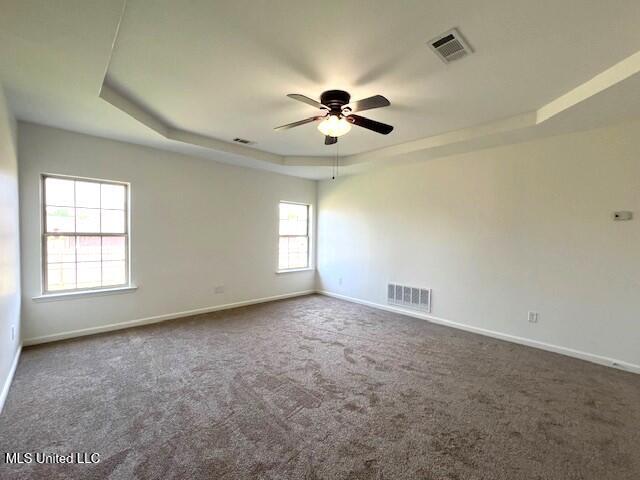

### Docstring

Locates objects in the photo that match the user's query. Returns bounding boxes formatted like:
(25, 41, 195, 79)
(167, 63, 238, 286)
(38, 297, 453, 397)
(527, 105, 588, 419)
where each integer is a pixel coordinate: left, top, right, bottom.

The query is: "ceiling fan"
(274, 90, 393, 145)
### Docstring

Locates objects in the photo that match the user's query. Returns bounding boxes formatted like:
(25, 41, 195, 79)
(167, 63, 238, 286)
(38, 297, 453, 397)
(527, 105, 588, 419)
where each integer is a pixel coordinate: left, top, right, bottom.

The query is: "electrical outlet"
(528, 311, 539, 323)
(11, 325, 15, 341)
(338, 277, 343, 286)
(214, 285, 225, 294)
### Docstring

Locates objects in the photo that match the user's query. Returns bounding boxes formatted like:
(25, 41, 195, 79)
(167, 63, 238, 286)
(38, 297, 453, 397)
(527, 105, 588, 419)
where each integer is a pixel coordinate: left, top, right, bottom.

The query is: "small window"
(278, 202, 310, 270)
(42, 175, 130, 293)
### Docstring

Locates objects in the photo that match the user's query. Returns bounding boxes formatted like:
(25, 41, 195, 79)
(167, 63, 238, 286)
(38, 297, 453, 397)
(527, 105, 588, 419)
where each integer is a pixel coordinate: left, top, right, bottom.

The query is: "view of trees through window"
(43, 175, 129, 292)
(279, 202, 309, 270)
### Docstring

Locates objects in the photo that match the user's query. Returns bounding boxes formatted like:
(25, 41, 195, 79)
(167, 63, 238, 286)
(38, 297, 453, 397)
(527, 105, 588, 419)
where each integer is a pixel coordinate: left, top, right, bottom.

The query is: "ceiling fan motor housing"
(320, 90, 351, 114)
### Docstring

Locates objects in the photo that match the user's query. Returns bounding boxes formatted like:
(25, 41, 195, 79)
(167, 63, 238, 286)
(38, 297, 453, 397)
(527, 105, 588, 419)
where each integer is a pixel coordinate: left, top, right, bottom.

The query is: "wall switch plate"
(528, 311, 539, 323)
(214, 285, 225, 294)
(613, 211, 633, 221)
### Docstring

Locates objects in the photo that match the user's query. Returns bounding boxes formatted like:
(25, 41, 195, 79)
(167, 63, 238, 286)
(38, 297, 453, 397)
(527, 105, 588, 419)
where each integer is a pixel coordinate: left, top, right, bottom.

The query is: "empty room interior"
(1, 1, 639, 478)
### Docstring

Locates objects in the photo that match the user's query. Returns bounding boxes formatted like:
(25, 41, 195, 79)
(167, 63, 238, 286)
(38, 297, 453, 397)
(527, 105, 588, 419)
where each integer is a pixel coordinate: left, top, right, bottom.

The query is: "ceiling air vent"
(233, 137, 254, 145)
(429, 28, 472, 63)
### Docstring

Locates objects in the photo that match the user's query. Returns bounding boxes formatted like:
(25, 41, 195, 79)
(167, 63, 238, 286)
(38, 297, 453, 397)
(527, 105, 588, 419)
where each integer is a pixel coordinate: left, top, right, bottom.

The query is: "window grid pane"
(43, 175, 129, 293)
(75, 181, 100, 208)
(44, 177, 74, 207)
(46, 206, 75, 233)
(279, 202, 308, 236)
(76, 208, 101, 233)
(46, 236, 76, 263)
(46, 262, 76, 291)
(278, 202, 310, 270)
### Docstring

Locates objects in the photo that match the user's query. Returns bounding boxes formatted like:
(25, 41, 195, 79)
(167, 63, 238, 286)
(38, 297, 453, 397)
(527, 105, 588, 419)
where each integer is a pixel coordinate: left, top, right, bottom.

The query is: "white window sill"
(276, 267, 315, 274)
(33, 286, 138, 302)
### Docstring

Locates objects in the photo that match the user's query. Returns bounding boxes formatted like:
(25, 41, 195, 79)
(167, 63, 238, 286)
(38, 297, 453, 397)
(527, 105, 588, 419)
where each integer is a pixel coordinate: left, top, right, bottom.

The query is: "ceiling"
(2, 0, 640, 178)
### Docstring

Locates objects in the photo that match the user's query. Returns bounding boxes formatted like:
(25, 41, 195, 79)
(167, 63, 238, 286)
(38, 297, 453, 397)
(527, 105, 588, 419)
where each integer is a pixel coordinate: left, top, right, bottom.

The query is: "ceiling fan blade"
(346, 95, 390, 113)
(325, 136, 337, 145)
(287, 94, 329, 110)
(347, 114, 394, 135)
(274, 116, 322, 131)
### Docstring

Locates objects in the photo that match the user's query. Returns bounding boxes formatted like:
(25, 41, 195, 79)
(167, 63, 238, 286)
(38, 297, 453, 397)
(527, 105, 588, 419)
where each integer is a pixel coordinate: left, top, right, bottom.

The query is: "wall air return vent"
(233, 137, 254, 145)
(388, 283, 432, 313)
(428, 28, 472, 63)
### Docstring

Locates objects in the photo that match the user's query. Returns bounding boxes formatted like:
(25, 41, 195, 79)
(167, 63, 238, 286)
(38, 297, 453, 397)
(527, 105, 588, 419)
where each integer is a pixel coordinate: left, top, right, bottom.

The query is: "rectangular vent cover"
(429, 28, 472, 63)
(388, 283, 431, 313)
(233, 137, 253, 144)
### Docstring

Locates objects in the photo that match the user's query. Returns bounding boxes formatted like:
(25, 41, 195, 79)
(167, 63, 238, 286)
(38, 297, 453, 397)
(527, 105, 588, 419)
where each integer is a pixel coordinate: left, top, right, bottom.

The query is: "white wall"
(19, 123, 316, 342)
(318, 120, 640, 369)
(0, 84, 21, 403)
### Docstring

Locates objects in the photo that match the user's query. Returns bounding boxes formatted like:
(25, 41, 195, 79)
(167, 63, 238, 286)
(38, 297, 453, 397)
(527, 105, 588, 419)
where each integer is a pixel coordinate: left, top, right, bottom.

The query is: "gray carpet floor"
(1, 294, 639, 479)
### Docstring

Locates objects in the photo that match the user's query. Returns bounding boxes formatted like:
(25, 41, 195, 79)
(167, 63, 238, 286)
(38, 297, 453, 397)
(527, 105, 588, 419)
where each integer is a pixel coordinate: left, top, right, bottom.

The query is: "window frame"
(40, 173, 131, 295)
(277, 201, 312, 272)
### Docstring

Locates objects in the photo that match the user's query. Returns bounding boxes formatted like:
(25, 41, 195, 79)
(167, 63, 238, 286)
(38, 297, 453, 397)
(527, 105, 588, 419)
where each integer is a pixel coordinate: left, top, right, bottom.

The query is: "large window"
(42, 175, 129, 293)
(278, 202, 310, 270)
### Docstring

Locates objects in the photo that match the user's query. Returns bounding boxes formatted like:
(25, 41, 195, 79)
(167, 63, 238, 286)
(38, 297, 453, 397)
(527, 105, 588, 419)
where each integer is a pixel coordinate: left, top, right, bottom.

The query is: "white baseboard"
(317, 290, 640, 375)
(0, 344, 22, 414)
(23, 290, 315, 346)
(21, 288, 640, 375)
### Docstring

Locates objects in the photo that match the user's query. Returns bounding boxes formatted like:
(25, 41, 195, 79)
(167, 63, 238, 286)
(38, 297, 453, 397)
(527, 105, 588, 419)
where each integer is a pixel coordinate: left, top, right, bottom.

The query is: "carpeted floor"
(1, 295, 639, 479)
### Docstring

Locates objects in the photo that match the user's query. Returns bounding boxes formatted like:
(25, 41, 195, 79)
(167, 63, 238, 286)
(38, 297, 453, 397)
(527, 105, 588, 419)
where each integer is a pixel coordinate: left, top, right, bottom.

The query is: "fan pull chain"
(332, 142, 339, 180)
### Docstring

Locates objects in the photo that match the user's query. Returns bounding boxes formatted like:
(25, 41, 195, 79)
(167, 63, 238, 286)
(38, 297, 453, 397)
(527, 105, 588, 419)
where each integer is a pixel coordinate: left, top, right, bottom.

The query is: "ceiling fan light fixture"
(317, 115, 351, 137)
(277, 90, 392, 145)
